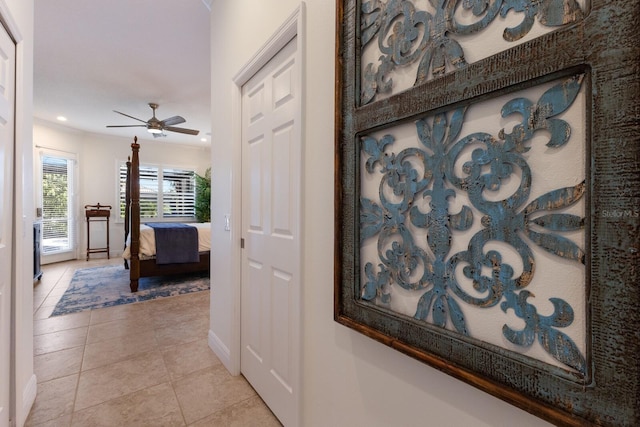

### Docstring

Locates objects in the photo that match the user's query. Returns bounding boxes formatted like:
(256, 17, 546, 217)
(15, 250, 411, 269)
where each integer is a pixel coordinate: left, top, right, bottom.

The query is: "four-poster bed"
(123, 136, 211, 292)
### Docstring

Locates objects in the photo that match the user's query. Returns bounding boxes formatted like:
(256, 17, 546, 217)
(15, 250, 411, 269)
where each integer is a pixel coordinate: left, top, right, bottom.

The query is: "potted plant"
(194, 167, 211, 222)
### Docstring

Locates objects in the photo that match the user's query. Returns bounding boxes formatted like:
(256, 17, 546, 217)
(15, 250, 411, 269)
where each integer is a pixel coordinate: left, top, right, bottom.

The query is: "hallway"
(27, 258, 281, 426)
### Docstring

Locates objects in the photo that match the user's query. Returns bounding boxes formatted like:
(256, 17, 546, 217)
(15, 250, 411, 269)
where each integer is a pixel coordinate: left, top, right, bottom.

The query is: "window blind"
(119, 163, 196, 220)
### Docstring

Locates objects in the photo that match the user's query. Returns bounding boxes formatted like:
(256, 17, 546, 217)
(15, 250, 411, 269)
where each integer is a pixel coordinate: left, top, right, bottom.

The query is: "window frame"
(117, 159, 197, 222)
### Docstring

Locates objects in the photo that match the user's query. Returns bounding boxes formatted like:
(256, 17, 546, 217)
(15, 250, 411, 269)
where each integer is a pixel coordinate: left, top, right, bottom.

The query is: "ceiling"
(34, 0, 212, 147)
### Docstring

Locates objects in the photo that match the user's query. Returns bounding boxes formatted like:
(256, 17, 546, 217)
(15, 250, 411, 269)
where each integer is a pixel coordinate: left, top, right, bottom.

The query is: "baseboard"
(19, 374, 37, 427)
(208, 329, 239, 376)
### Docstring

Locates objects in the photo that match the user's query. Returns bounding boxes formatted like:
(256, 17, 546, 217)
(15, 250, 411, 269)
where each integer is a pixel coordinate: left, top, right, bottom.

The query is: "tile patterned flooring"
(27, 257, 282, 426)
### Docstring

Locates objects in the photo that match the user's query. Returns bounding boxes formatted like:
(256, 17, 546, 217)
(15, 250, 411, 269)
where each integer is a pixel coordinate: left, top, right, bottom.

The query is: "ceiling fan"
(106, 103, 200, 137)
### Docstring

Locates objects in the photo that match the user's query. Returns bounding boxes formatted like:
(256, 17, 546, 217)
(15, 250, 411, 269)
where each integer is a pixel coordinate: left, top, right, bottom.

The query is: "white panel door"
(241, 37, 300, 426)
(0, 21, 15, 427)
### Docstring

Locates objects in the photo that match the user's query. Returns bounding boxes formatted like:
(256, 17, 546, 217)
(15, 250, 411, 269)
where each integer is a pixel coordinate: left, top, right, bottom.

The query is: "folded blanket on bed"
(145, 223, 200, 264)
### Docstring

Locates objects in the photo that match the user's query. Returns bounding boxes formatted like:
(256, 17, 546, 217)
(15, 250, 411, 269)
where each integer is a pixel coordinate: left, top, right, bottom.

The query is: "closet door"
(240, 37, 301, 427)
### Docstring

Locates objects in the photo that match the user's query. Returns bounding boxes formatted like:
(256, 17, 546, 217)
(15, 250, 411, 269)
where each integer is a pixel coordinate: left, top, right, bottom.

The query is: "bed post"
(124, 156, 131, 269)
(130, 137, 140, 292)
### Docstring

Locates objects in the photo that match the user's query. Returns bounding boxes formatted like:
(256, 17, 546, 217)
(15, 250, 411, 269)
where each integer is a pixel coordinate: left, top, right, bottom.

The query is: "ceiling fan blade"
(164, 126, 200, 135)
(160, 115, 186, 127)
(106, 124, 147, 128)
(153, 132, 167, 138)
(113, 110, 148, 123)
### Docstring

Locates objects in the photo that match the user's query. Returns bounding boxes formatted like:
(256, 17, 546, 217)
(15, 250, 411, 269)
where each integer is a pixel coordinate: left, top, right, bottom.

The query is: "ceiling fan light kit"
(106, 102, 200, 137)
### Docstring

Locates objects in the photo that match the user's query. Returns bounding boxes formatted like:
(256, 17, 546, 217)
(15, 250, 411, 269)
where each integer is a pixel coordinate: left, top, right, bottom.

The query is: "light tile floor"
(27, 257, 282, 427)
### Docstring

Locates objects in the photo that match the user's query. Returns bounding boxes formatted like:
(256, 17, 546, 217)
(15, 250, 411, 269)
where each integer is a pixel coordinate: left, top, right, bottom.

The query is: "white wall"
(208, 1, 551, 426)
(33, 122, 211, 261)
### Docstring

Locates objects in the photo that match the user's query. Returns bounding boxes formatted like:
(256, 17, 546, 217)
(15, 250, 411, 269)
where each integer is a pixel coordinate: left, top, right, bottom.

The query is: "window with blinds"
(119, 163, 196, 220)
(41, 155, 74, 254)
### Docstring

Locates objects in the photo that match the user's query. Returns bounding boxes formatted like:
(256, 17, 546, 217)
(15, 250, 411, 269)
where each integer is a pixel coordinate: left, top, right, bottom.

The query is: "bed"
(123, 136, 211, 292)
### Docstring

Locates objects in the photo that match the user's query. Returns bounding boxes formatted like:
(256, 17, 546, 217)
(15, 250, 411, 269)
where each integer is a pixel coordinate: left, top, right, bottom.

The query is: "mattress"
(122, 222, 211, 260)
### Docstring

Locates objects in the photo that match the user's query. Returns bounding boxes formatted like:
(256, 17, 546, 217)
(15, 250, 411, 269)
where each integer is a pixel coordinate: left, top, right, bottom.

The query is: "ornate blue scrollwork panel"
(359, 74, 587, 373)
(360, 0, 585, 104)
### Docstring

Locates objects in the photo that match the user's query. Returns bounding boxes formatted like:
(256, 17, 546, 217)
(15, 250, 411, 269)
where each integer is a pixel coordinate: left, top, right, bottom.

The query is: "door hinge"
(241, 238, 245, 249)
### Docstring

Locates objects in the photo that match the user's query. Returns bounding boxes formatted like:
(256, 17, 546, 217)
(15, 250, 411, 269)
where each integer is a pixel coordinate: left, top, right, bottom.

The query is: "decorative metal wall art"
(335, 0, 640, 426)
(360, 0, 585, 104)
(360, 74, 587, 374)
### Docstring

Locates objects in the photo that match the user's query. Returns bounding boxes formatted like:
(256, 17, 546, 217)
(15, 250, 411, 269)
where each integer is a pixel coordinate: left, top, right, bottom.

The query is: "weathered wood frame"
(334, 1, 640, 425)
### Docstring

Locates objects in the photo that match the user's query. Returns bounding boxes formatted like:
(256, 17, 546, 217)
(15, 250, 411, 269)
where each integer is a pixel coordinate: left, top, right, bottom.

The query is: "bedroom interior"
(33, 0, 213, 268)
(33, 122, 212, 268)
(25, 0, 231, 423)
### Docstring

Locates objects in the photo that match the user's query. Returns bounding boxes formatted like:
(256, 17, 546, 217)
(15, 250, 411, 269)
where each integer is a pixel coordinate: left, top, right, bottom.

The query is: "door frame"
(229, 2, 305, 422)
(0, 1, 37, 426)
(0, 14, 16, 427)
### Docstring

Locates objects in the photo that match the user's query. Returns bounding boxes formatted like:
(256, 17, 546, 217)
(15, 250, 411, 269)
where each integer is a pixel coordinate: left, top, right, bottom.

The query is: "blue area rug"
(50, 264, 210, 317)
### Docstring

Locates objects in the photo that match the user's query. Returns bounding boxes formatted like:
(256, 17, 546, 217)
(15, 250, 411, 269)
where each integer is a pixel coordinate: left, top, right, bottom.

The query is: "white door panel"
(0, 21, 15, 427)
(248, 138, 265, 231)
(241, 37, 300, 426)
(272, 124, 294, 235)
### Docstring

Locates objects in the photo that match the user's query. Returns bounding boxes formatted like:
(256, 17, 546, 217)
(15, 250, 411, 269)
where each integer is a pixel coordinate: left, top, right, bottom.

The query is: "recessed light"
(56, 116, 67, 122)
(200, 137, 207, 142)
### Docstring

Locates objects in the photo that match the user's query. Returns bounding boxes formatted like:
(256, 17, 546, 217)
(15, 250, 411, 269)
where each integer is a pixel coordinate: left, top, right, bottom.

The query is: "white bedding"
(123, 222, 211, 260)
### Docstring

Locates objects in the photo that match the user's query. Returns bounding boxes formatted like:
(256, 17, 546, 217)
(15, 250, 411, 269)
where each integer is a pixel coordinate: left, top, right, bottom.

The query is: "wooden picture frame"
(334, 1, 640, 425)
